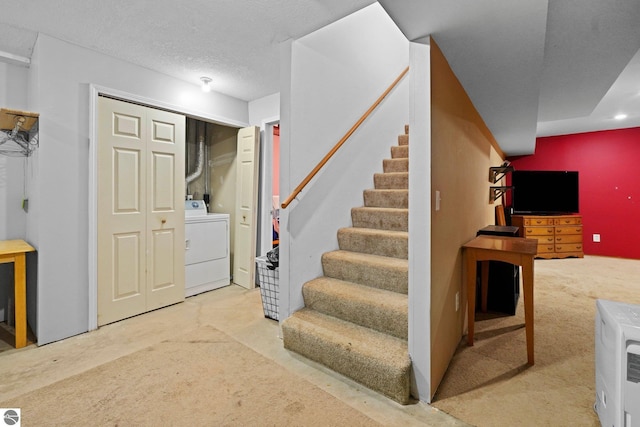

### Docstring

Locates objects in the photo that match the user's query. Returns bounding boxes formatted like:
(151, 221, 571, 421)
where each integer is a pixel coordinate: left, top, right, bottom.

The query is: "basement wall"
(429, 39, 505, 398)
(25, 34, 249, 344)
(509, 127, 640, 260)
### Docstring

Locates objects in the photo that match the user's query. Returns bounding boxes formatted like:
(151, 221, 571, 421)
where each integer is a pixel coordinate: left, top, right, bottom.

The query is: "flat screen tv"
(511, 170, 579, 215)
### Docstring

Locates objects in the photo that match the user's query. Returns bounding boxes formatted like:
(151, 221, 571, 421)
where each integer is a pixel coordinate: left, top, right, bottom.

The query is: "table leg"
(522, 259, 535, 365)
(14, 253, 27, 349)
(480, 261, 489, 312)
(466, 251, 477, 346)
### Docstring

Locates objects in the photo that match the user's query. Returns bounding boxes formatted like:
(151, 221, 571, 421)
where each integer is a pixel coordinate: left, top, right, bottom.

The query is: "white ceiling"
(1, 0, 639, 156)
(379, 0, 640, 155)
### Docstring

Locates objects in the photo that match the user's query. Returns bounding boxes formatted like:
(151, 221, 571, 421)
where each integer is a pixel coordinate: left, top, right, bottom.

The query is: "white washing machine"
(185, 200, 230, 297)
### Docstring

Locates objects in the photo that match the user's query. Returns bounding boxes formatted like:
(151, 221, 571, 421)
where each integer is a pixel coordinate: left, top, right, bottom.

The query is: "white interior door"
(145, 107, 185, 310)
(233, 126, 260, 289)
(97, 96, 185, 326)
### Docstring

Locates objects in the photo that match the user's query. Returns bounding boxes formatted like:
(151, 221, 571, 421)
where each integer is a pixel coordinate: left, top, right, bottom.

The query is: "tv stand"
(511, 214, 584, 259)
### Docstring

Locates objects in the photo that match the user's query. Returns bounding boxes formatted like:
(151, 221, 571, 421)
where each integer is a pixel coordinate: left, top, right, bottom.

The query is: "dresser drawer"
(529, 236, 555, 244)
(523, 217, 554, 226)
(554, 217, 582, 225)
(555, 243, 583, 253)
(554, 234, 582, 244)
(555, 226, 582, 235)
(523, 227, 555, 236)
(537, 243, 556, 253)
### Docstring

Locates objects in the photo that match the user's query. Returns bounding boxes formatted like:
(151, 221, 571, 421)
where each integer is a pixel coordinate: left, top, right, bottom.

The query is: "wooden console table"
(462, 235, 538, 365)
(0, 239, 35, 348)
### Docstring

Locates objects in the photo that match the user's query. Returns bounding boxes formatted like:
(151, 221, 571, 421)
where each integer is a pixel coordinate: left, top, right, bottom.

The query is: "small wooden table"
(0, 239, 35, 348)
(462, 235, 538, 365)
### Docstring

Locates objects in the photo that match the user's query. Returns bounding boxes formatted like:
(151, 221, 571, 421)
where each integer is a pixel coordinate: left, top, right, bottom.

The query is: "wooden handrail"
(281, 66, 410, 209)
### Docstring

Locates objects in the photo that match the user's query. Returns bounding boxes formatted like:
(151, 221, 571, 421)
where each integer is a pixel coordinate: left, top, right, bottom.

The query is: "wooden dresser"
(511, 214, 584, 259)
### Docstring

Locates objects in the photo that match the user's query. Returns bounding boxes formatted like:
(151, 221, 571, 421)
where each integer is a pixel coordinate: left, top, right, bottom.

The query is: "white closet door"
(97, 96, 185, 326)
(233, 126, 260, 288)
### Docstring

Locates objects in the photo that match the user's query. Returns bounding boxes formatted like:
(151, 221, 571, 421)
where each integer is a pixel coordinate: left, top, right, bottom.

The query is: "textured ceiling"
(0, 0, 376, 101)
(1, 0, 640, 155)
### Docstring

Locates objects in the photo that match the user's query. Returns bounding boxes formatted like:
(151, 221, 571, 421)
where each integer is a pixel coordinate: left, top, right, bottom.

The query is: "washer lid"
(185, 200, 207, 217)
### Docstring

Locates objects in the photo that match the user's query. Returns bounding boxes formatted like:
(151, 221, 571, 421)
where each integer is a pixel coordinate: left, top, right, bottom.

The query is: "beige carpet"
(432, 255, 640, 427)
(0, 325, 381, 426)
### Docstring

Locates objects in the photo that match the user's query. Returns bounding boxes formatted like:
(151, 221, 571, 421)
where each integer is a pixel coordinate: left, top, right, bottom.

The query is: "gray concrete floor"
(0, 285, 467, 426)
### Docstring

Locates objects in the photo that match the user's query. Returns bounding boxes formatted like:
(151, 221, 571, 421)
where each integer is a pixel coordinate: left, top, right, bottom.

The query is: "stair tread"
(305, 276, 407, 309)
(383, 158, 408, 173)
(390, 146, 408, 159)
(338, 227, 408, 240)
(352, 206, 408, 213)
(373, 172, 408, 190)
(323, 249, 408, 270)
(303, 277, 408, 339)
(282, 309, 411, 403)
(351, 206, 408, 232)
(285, 308, 409, 364)
(374, 172, 408, 177)
(363, 189, 408, 208)
(322, 250, 408, 294)
(337, 227, 408, 260)
(364, 188, 408, 193)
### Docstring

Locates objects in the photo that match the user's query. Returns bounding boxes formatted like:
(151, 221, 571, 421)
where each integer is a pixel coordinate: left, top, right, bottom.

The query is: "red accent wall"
(508, 127, 640, 259)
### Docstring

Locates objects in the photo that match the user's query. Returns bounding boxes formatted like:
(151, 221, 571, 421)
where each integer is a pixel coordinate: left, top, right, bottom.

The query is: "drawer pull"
(557, 238, 562, 241)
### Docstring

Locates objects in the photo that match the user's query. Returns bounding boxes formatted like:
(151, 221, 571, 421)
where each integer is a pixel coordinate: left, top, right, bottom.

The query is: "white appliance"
(184, 200, 230, 297)
(595, 299, 640, 427)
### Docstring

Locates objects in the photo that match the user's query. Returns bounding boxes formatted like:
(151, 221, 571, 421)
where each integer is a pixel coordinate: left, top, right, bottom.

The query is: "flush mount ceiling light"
(200, 76, 212, 93)
(614, 113, 628, 120)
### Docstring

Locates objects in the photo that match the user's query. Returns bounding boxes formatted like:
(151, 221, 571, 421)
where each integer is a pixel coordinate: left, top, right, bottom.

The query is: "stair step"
(391, 145, 408, 159)
(282, 308, 411, 404)
(351, 206, 408, 232)
(383, 158, 408, 173)
(303, 277, 408, 339)
(363, 189, 408, 209)
(337, 227, 408, 259)
(374, 172, 408, 189)
(398, 134, 408, 146)
(322, 250, 408, 294)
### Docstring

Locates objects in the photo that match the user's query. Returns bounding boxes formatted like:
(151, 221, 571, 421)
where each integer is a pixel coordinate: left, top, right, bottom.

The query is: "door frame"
(88, 84, 248, 331)
(258, 117, 280, 257)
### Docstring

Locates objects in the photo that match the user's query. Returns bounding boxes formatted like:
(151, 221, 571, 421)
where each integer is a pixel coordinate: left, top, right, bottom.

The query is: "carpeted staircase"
(282, 126, 411, 404)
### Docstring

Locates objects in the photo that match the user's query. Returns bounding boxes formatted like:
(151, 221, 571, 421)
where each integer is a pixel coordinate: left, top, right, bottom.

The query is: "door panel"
(98, 97, 148, 325)
(114, 149, 141, 212)
(113, 232, 142, 299)
(233, 126, 260, 289)
(150, 228, 176, 290)
(145, 107, 185, 310)
(151, 152, 175, 210)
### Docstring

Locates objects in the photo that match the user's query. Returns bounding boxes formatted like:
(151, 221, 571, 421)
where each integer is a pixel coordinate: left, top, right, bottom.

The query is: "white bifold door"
(97, 96, 185, 326)
(233, 126, 260, 289)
